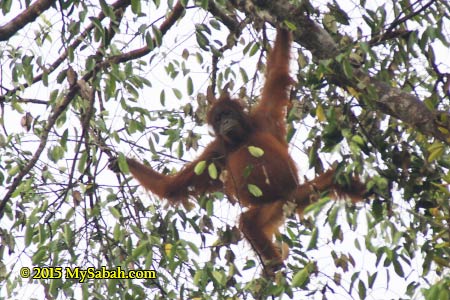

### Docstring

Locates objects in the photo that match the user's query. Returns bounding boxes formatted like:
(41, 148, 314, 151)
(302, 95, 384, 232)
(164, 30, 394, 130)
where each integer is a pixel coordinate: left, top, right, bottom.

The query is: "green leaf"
(209, 19, 220, 30)
(133, 241, 149, 258)
(1, 0, 12, 14)
(328, 3, 350, 25)
(239, 67, 249, 83)
(316, 104, 326, 122)
(292, 267, 309, 288)
(208, 163, 218, 179)
(32, 248, 47, 265)
(187, 76, 194, 95)
(328, 205, 340, 227)
(64, 223, 73, 245)
(38, 224, 47, 244)
(99, 0, 113, 16)
(195, 30, 209, 50)
(248, 184, 263, 197)
(307, 228, 318, 250)
(177, 141, 183, 158)
(131, 0, 141, 14)
(303, 197, 331, 215)
(243, 165, 253, 178)
(25, 222, 34, 247)
(78, 151, 87, 173)
(358, 280, 367, 299)
(199, 0, 209, 9)
(248, 146, 264, 157)
(368, 272, 378, 289)
(212, 270, 225, 286)
(152, 26, 162, 46)
(7, 164, 20, 177)
(351, 134, 365, 146)
(323, 14, 337, 33)
(186, 241, 200, 255)
(181, 49, 189, 59)
(48, 146, 65, 163)
(145, 32, 154, 50)
(173, 88, 182, 99)
(109, 206, 122, 219)
(393, 260, 405, 277)
(372, 200, 383, 220)
(160, 89, 166, 105)
(194, 161, 206, 175)
(118, 153, 129, 173)
(428, 142, 444, 162)
(249, 42, 260, 57)
(342, 58, 353, 78)
(284, 20, 297, 30)
(193, 269, 203, 286)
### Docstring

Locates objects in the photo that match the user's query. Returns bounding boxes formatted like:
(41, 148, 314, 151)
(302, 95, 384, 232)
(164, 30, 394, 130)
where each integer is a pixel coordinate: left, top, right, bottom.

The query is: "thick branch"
(0, 0, 56, 41)
(207, 1, 240, 33)
(356, 70, 447, 140)
(207, 2, 248, 93)
(0, 78, 79, 218)
(0, 0, 132, 103)
(102, 1, 185, 65)
(243, 0, 450, 143)
(0, 1, 186, 218)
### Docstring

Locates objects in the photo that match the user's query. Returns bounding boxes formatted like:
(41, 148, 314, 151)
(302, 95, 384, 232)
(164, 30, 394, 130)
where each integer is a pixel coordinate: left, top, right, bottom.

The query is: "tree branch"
(0, 0, 56, 41)
(0, 0, 132, 103)
(0, 73, 79, 218)
(207, 1, 248, 93)
(100, 1, 185, 65)
(0, 1, 187, 218)
(240, 0, 450, 143)
(207, 1, 240, 33)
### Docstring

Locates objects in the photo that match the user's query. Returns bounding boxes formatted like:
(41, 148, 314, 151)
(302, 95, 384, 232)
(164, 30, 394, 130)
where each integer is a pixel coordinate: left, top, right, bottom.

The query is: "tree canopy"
(0, 0, 449, 299)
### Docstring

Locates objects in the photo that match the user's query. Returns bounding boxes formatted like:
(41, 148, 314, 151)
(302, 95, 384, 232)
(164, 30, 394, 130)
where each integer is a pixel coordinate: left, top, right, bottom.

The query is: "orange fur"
(122, 28, 365, 273)
(294, 169, 366, 217)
